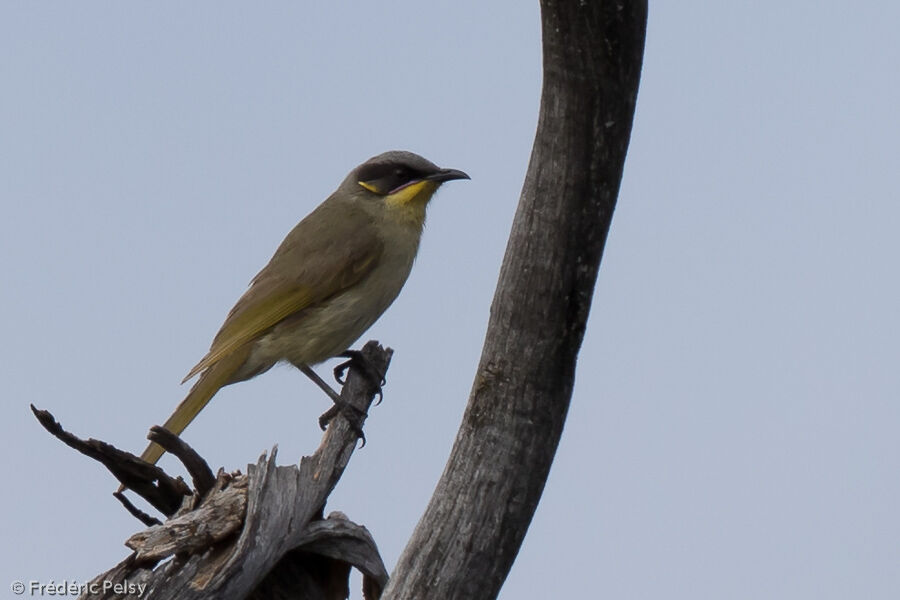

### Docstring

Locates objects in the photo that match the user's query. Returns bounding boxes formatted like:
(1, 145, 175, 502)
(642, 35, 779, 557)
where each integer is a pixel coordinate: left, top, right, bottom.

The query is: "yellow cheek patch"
(358, 181, 379, 193)
(385, 180, 438, 207)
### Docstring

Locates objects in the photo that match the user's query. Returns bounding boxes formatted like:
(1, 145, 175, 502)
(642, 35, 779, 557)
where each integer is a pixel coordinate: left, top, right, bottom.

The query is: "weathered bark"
(382, 2, 647, 598)
(36, 341, 392, 600)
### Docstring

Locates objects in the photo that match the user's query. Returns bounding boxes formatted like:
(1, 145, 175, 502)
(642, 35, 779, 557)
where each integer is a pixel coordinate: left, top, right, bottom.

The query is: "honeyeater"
(137, 151, 469, 466)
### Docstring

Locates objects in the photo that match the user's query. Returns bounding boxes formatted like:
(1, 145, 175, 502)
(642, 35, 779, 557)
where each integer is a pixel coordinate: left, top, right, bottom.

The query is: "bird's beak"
(425, 168, 470, 183)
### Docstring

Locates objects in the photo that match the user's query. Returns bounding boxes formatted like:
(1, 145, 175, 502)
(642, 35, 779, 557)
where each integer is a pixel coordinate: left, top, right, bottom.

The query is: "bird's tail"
(138, 347, 250, 466)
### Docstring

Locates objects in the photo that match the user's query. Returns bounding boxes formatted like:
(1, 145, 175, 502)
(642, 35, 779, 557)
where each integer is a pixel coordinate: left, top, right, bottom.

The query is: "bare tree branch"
(36, 341, 392, 600)
(382, 2, 648, 598)
(31, 404, 191, 516)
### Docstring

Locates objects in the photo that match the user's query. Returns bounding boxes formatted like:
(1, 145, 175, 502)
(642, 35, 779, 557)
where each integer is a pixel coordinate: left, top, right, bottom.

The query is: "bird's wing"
(183, 202, 382, 382)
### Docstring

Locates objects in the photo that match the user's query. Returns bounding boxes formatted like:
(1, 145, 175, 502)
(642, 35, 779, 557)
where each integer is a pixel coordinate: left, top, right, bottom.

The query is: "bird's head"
(347, 151, 469, 221)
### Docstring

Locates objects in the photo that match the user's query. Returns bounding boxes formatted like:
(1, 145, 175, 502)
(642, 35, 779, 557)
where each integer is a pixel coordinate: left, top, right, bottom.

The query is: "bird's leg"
(299, 364, 367, 444)
(333, 350, 385, 405)
(299, 364, 342, 403)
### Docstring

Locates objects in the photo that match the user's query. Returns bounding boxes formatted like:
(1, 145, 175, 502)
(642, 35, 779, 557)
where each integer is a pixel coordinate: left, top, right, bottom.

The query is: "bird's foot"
(318, 402, 367, 447)
(333, 350, 386, 405)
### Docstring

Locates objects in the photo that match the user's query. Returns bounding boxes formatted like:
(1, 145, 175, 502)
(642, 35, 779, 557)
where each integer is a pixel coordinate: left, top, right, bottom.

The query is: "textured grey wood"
(125, 473, 248, 561)
(77, 341, 391, 600)
(381, 2, 648, 599)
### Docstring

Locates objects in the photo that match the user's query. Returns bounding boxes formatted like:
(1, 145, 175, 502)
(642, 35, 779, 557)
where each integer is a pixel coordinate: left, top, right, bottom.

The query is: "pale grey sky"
(2, 2, 899, 599)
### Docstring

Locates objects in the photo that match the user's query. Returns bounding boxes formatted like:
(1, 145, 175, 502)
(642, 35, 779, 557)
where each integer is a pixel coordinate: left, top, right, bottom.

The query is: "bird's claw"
(318, 402, 367, 447)
(333, 350, 386, 403)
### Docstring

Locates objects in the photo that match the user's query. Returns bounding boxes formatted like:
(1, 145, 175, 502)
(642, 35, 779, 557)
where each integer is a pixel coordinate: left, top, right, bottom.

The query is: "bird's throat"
(384, 180, 436, 225)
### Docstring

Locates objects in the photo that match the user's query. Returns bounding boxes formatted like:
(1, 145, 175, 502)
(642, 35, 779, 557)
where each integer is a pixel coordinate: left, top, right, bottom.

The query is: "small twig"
(149, 426, 216, 498)
(113, 491, 163, 527)
(31, 404, 190, 516)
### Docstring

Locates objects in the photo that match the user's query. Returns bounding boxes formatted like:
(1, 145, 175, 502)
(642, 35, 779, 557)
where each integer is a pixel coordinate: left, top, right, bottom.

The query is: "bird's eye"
(394, 168, 407, 179)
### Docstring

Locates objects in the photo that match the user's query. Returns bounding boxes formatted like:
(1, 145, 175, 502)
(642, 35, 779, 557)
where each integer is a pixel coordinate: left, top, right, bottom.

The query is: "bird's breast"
(250, 228, 421, 368)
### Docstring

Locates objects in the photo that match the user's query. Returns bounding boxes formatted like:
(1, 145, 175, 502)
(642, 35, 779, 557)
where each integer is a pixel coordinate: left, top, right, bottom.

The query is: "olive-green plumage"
(139, 151, 468, 465)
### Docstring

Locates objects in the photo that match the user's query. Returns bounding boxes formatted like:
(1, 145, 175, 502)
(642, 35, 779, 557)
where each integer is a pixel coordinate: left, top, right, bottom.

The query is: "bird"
(136, 150, 469, 467)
